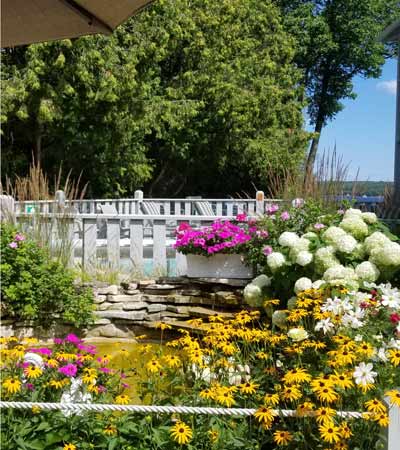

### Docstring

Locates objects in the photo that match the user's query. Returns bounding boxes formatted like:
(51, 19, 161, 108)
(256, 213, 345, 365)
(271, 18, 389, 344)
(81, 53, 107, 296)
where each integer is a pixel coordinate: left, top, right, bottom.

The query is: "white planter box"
(185, 254, 253, 279)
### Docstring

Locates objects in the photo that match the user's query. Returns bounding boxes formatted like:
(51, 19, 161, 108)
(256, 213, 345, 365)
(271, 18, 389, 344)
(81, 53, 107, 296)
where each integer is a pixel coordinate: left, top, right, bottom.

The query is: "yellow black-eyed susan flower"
(170, 421, 192, 445)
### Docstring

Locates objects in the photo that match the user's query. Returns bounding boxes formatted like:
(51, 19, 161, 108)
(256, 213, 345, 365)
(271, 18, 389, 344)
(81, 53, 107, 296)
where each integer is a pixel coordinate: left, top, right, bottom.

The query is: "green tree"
(274, 0, 398, 178)
(2, 0, 309, 197)
(1, 38, 153, 196)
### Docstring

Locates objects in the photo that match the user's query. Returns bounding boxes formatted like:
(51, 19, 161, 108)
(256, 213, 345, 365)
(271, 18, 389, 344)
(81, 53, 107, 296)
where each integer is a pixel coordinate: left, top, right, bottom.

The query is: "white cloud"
(376, 80, 397, 95)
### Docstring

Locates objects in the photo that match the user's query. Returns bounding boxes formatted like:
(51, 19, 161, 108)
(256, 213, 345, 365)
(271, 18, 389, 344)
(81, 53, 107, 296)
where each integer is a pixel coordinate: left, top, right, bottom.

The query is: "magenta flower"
(99, 367, 112, 374)
(8, 242, 18, 249)
(25, 383, 35, 391)
(236, 213, 247, 222)
(262, 246, 273, 256)
(77, 343, 97, 354)
(58, 363, 78, 377)
(65, 333, 82, 345)
(266, 204, 279, 215)
(53, 338, 63, 345)
(30, 347, 52, 356)
(14, 233, 26, 242)
(280, 211, 290, 221)
(314, 223, 325, 230)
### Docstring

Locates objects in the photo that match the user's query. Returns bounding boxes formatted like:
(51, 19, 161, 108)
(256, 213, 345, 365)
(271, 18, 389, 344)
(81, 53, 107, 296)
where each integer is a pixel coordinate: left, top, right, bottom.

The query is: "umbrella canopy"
(1, 0, 153, 48)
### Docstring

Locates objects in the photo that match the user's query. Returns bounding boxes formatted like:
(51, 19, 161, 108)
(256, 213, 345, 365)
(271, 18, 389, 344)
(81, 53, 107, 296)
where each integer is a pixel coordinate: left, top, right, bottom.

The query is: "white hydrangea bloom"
(364, 231, 391, 254)
(287, 328, 309, 342)
(370, 241, 400, 267)
(340, 217, 369, 239)
(343, 208, 363, 219)
(333, 234, 358, 254)
(272, 310, 287, 328)
(278, 231, 300, 247)
(243, 284, 262, 307)
(267, 252, 286, 271)
(361, 212, 378, 224)
(312, 279, 325, 289)
(323, 265, 358, 290)
(352, 243, 366, 260)
(355, 261, 380, 283)
(287, 296, 298, 310)
(289, 238, 311, 259)
(252, 274, 272, 288)
(323, 265, 348, 281)
(323, 226, 346, 244)
(315, 246, 340, 271)
(296, 250, 313, 266)
(294, 277, 312, 294)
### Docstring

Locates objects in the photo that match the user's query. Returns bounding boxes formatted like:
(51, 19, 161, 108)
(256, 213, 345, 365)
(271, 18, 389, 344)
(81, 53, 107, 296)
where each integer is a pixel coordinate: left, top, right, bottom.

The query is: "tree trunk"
(304, 70, 330, 184)
(34, 124, 42, 165)
(305, 115, 324, 179)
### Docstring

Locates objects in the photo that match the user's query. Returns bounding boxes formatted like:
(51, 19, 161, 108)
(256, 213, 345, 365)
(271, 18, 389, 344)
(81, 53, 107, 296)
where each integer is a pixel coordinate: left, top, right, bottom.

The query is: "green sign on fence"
(25, 204, 35, 214)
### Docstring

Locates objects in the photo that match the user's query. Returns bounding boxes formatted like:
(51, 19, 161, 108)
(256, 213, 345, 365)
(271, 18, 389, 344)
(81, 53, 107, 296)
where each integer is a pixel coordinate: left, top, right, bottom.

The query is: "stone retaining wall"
(1, 277, 246, 339)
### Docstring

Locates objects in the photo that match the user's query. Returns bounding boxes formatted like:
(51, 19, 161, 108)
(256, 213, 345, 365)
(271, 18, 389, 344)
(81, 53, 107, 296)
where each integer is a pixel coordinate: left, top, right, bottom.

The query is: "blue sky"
(311, 58, 397, 181)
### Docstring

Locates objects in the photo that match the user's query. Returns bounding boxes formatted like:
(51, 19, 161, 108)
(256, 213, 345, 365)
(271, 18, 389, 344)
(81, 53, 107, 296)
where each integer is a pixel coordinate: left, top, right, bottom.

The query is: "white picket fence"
(0, 191, 391, 276)
(13, 191, 273, 216)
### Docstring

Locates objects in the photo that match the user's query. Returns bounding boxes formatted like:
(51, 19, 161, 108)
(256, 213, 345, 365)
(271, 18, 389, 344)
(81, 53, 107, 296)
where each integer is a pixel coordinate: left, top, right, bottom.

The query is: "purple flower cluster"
(174, 215, 269, 256)
(58, 363, 78, 377)
(8, 233, 25, 249)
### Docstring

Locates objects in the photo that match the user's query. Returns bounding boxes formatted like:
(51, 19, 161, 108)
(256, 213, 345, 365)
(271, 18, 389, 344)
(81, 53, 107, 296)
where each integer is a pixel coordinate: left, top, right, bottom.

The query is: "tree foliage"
(1, 0, 308, 197)
(273, 0, 398, 175)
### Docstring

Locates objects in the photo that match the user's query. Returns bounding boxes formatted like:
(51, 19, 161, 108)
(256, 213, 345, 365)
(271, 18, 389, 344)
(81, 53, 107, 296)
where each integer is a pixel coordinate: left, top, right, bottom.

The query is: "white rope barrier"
(0, 401, 364, 419)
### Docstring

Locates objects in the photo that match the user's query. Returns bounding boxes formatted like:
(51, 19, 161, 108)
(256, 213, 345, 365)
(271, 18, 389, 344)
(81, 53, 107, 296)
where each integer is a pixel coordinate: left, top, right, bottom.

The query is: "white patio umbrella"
(1, 0, 153, 48)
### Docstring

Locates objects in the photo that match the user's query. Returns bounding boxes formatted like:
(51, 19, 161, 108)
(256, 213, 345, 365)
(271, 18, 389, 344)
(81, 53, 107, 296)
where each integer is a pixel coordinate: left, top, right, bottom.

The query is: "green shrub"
(0, 223, 94, 327)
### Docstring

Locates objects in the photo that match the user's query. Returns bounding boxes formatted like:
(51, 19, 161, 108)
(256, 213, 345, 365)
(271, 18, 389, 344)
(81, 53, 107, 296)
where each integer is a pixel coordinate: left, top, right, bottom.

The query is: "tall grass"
(2, 162, 87, 266)
(264, 148, 357, 210)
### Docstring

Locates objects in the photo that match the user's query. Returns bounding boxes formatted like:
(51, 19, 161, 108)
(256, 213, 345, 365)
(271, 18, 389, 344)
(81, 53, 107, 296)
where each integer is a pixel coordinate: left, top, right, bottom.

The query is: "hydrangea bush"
(245, 208, 400, 304)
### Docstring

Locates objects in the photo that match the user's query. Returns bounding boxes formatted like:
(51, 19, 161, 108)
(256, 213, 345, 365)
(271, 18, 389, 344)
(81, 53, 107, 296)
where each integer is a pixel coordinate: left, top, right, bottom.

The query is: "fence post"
(256, 191, 264, 215)
(153, 219, 167, 274)
(82, 217, 97, 272)
(55, 190, 66, 211)
(385, 394, 400, 450)
(134, 190, 143, 215)
(107, 218, 120, 270)
(0, 195, 15, 222)
(130, 219, 144, 272)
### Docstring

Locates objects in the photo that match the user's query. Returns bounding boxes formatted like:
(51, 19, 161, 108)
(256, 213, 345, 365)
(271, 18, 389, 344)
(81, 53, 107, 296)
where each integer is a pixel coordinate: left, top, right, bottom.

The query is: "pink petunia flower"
(266, 204, 279, 215)
(8, 242, 18, 249)
(280, 211, 290, 221)
(14, 233, 26, 242)
(314, 223, 325, 230)
(262, 246, 273, 256)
